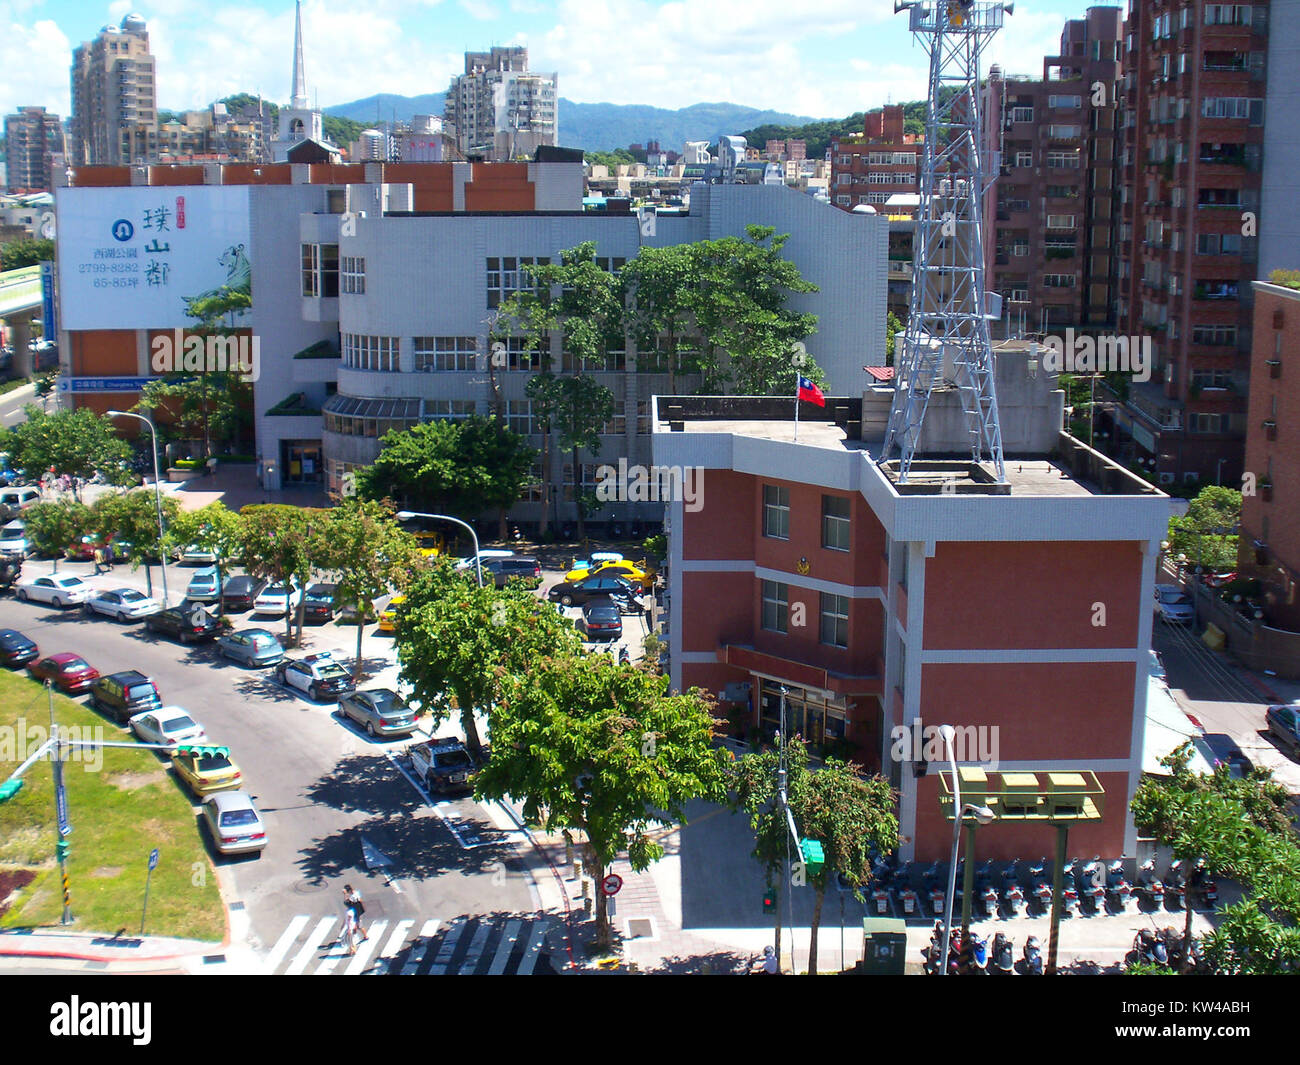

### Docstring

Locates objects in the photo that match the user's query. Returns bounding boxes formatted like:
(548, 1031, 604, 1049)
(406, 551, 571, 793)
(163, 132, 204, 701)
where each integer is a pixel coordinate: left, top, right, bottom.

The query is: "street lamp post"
(938, 724, 994, 975)
(395, 511, 482, 587)
(108, 409, 168, 606)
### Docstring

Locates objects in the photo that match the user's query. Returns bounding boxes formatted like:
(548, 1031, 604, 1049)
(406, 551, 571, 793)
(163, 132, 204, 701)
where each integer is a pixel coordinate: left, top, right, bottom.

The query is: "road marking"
(385, 750, 484, 849)
(342, 919, 389, 975)
(486, 919, 522, 975)
(399, 918, 441, 975)
(459, 919, 493, 973)
(263, 914, 309, 972)
(361, 918, 413, 976)
(285, 917, 336, 976)
(428, 918, 469, 975)
(518, 920, 549, 974)
(313, 934, 354, 975)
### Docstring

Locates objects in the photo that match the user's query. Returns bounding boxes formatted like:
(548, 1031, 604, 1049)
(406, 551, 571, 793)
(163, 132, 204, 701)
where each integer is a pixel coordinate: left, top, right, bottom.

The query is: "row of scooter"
(868, 854, 1218, 919)
(921, 922, 1043, 975)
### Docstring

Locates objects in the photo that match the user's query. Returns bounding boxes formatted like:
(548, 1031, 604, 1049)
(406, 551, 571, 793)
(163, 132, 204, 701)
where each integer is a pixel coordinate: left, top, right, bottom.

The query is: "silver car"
(202, 791, 267, 855)
(215, 628, 284, 668)
(129, 706, 208, 749)
(338, 687, 419, 738)
(84, 587, 160, 622)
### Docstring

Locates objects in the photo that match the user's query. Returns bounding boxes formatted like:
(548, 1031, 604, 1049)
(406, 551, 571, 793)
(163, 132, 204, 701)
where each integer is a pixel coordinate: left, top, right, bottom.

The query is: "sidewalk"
(0, 927, 226, 973)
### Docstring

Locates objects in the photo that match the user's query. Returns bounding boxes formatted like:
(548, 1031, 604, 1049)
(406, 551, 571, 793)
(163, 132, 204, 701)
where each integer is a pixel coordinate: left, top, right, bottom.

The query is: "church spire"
(291, 0, 308, 110)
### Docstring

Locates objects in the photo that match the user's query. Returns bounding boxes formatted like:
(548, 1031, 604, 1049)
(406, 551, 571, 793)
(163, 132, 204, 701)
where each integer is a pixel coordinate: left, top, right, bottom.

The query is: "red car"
(28, 653, 101, 693)
(66, 534, 108, 561)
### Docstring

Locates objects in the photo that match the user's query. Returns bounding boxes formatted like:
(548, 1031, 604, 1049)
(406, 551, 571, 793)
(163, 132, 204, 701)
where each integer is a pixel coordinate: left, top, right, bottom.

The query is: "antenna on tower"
(879, 0, 1012, 485)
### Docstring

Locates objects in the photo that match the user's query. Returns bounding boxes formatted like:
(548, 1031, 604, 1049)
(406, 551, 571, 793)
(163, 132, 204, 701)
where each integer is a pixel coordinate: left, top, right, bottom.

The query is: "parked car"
(66, 534, 109, 561)
(274, 651, 354, 702)
(176, 544, 218, 564)
(1154, 584, 1195, 625)
(1265, 702, 1300, 758)
(302, 582, 336, 623)
(185, 567, 223, 602)
(454, 549, 515, 572)
(221, 575, 267, 613)
(0, 486, 41, 522)
(0, 628, 39, 668)
(409, 737, 474, 794)
(482, 556, 543, 589)
(171, 747, 243, 797)
(83, 587, 160, 622)
(0, 520, 29, 556)
(145, 600, 221, 644)
(215, 628, 284, 668)
(577, 598, 623, 641)
(129, 707, 208, 749)
(202, 791, 266, 855)
(89, 670, 162, 724)
(338, 688, 419, 738)
(252, 580, 303, 617)
(564, 554, 653, 590)
(547, 573, 639, 607)
(28, 652, 100, 693)
(377, 594, 406, 633)
(1201, 570, 1238, 588)
(15, 574, 95, 608)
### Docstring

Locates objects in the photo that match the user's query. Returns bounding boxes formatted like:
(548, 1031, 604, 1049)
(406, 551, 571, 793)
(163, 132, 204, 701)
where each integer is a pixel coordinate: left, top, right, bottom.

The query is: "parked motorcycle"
(1167, 859, 1187, 911)
(1106, 859, 1134, 914)
(896, 867, 920, 917)
(974, 860, 998, 919)
(990, 931, 1015, 975)
(1080, 855, 1107, 914)
(1001, 858, 1025, 916)
(1135, 856, 1165, 911)
(1061, 857, 1081, 916)
(924, 862, 945, 917)
(1132, 928, 1169, 967)
(1190, 857, 1217, 909)
(959, 931, 989, 975)
(1021, 935, 1044, 975)
(1029, 857, 1053, 915)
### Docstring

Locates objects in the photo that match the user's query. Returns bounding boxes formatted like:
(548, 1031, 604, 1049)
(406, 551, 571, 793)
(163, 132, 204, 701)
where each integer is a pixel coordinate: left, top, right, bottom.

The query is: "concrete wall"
(1260, 0, 1300, 278)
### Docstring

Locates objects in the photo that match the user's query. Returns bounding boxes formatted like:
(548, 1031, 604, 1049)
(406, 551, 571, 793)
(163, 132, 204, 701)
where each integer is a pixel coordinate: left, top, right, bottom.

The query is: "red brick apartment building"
(830, 106, 921, 215)
(652, 388, 1169, 862)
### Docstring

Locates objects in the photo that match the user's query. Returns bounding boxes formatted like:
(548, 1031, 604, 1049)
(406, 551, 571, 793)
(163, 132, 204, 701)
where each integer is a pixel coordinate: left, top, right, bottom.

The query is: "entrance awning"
(721, 644, 882, 696)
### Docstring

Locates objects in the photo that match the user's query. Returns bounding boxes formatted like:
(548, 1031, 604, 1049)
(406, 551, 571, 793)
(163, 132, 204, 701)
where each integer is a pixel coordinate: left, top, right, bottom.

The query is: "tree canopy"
(1167, 484, 1241, 571)
(9, 407, 134, 487)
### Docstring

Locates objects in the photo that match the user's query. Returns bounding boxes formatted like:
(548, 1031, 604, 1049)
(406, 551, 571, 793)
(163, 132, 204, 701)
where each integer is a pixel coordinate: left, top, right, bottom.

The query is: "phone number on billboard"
(79, 262, 139, 274)
(92, 278, 141, 289)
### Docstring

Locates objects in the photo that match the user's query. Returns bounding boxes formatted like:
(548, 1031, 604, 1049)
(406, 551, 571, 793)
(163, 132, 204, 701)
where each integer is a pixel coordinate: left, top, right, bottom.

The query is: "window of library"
(414, 337, 478, 372)
(341, 256, 365, 295)
(757, 681, 846, 749)
(763, 484, 790, 540)
(486, 256, 549, 309)
(822, 495, 850, 551)
(761, 580, 789, 634)
(820, 592, 849, 649)
(301, 243, 339, 298)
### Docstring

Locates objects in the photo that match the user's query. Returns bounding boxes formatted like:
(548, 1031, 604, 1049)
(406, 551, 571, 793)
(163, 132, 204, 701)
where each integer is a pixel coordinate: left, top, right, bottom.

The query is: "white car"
(84, 587, 160, 622)
(15, 574, 95, 608)
(129, 706, 208, 749)
(1154, 584, 1195, 625)
(201, 791, 267, 855)
(0, 521, 28, 556)
(177, 544, 218, 564)
(253, 580, 303, 616)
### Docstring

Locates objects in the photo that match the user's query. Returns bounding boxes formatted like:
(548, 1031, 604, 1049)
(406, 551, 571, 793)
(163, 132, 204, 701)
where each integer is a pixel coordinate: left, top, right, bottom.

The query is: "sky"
(1, 0, 1125, 124)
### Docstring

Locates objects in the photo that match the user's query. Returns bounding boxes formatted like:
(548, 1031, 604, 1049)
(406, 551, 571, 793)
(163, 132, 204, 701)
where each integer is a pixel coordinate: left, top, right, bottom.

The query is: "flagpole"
(794, 376, 801, 443)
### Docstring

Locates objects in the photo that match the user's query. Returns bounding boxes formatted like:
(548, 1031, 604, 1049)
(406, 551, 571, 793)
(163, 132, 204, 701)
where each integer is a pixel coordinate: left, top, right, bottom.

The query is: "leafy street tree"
(89, 489, 183, 596)
(310, 498, 424, 681)
(475, 654, 730, 947)
(620, 244, 705, 393)
(0, 237, 55, 270)
(354, 416, 535, 530)
(526, 371, 614, 543)
(885, 311, 903, 367)
(9, 407, 134, 491)
(731, 737, 898, 974)
(239, 504, 324, 647)
(169, 502, 245, 612)
(1166, 485, 1241, 573)
(1131, 743, 1299, 972)
(393, 562, 582, 754)
(19, 500, 94, 557)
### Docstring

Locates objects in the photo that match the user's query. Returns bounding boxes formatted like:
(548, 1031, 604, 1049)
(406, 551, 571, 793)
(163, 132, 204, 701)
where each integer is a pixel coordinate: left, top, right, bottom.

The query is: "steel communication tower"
(880, 1, 1013, 484)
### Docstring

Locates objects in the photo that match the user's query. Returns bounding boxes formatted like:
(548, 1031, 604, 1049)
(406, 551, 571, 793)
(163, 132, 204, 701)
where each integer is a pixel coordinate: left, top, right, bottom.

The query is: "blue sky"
(3, 0, 1126, 124)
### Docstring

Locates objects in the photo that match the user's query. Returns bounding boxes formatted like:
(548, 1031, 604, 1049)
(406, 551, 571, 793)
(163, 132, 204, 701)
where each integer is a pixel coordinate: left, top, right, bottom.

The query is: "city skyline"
(3, 0, 1120, 134)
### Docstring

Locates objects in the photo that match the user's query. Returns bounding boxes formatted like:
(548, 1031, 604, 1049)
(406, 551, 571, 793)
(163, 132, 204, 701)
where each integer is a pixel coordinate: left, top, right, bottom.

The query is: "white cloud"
(0, 14, 71, 116)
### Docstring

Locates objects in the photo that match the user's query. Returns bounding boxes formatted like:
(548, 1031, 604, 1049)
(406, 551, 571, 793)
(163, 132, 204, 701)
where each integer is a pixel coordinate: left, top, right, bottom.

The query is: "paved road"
(0, 563, 538, 967)
(0, 382, 41, 428)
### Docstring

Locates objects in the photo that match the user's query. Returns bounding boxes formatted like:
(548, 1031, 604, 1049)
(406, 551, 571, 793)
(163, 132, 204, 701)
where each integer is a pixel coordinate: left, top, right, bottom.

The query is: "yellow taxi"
(412, 531, 445, 558)
(171, 746, 243, 798)
(378, 594, 406, 633)
(563, 556, 653, 591)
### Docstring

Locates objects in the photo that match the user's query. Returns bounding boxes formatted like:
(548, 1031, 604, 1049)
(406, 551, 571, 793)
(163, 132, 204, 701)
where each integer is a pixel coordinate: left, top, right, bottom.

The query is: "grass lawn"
(0, 668, 225, 940)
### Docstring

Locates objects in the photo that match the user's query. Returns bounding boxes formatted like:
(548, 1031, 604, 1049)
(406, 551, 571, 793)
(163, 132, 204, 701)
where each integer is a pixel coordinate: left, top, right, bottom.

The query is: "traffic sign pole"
(141, 848, 159, 935)
(49, 682, 72, 925)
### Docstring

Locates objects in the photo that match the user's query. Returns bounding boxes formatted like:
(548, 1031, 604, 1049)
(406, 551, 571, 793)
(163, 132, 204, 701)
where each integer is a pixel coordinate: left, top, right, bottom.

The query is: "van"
(453, 549, 515, 571)
(0, 487, 40, 521)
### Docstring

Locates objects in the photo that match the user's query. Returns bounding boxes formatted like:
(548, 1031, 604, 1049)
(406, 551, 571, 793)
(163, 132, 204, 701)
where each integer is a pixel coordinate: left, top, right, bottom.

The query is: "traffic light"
(0, 779, 23, 804)
(175, 745, 231, 758)
(762, 890, 777, 914)
(55, 840, 70, 862)
(800, 838, 825, 876)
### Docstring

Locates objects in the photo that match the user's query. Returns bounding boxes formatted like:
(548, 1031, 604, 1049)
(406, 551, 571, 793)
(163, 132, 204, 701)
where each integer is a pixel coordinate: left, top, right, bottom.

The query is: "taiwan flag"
(796, 375, 825, 407)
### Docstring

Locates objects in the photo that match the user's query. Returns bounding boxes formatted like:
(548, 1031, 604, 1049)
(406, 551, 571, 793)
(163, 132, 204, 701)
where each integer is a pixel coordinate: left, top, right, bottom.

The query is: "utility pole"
(49, 681, 72, 924)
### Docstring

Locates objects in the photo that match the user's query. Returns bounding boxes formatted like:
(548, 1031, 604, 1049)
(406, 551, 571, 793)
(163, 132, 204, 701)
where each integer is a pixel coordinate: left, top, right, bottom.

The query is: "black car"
(548, 574, 638, 607)
(482, 557, 543, 589)
(144, 600, 222, 644)
(578, 598, 623, 641)
(89, 670, 162, 724)
(221, 575, 268, 612)
(0, 628, 38, 668)
(303, 582, 336, 623)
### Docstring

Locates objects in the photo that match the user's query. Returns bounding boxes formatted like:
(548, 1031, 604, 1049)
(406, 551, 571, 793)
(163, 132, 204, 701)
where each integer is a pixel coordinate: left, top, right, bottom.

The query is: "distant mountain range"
(322, 94, 820, 152)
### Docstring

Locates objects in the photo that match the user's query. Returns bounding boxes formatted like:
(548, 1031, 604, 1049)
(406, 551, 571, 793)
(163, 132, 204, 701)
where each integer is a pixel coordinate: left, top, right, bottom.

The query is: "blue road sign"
(53, 759, 70, 838)
(148, 848, 160, 871)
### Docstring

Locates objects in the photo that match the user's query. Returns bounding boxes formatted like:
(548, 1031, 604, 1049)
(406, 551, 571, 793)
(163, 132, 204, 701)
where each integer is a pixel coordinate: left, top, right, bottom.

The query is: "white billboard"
(56, 186, 251, 330)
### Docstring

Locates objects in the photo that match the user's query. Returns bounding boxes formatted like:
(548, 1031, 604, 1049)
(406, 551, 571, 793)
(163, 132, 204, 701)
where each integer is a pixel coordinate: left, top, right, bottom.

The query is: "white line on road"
(285, 917, 336, 976)
(263, 914, 309, 973)
(361, 918, 413, 976)
(384, 749, 484, 849)
(428, 918, 468, 975)
(400, 918, 442, 975)
(487, 919, 522, 975)
(342, 919, 389, 975)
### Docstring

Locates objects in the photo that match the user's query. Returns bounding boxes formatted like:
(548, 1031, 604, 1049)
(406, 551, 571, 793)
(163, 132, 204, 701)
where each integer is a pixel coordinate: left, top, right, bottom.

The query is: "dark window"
(763, 485, 790, 540)
(822, 495, 851, 551)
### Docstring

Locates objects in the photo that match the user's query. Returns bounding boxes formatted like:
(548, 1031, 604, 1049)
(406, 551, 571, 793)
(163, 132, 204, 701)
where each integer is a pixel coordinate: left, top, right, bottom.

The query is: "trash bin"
(860, 918, 908, 975)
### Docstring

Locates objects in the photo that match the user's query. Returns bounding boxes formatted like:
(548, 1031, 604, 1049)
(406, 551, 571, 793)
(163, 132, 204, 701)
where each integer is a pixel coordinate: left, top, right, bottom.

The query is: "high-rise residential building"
(829, 106, 922, 215)
(154, 103, 270, 164)
(4, 106, 67, 192)
(70, 13, 157, 166)
(981, 7, 1124, 340)
(1112, 0, 1278, 488)
(444, 47, 558, 161)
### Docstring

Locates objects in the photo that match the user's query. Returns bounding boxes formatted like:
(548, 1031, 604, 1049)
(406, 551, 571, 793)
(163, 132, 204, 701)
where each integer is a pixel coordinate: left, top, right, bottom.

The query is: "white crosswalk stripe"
(284, 917, 337, 976)
(263, 914, 309, 973)
(399, 919, 441, 975)
(342, 919, 390, 975)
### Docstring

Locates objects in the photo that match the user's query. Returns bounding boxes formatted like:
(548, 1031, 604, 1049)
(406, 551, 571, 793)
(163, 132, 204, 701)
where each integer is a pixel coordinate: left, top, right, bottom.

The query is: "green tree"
(394, 562, 582, 755)
(310, 498, 424, 683)
(1166, 485, 1241, 572)
(10, 407, 134, 491)
(90, 489, 182, 596)
(20, 500, 94, 557)
(169, 502, 244, 613)
(526, 371, 615, 543)
(885, 311, 903, 367)
(0, 238, 55, 270)
(621, 243, 705, 392)
(239, 504, 324, 647)
(731, 737, 898, 974)
(475, 654, 730, 947)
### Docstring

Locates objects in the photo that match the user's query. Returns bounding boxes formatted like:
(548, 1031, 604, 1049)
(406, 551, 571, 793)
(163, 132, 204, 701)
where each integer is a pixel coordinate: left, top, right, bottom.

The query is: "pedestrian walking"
(343, 884, 369, 941)
(340, 907, 359, 955)
(92, 547, 105, 575)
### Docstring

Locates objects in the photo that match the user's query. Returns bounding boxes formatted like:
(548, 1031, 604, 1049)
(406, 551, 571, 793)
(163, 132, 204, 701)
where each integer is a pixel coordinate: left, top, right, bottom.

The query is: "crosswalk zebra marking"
(357, 919, 413, 976)
(285, 917, 336, 976)
(486, 919, 523, 975)
(428, 917, 470, 975)
(518, 920, 548, 973)
(459, 919, 493, 972)
(400, 918, 442, 975)
(342, 919, 390, 975)
(263, 914, 309, 973)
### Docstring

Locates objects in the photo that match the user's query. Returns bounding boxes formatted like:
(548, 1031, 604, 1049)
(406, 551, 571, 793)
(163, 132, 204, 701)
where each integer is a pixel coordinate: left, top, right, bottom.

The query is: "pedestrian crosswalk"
(260, 914, 556, 975)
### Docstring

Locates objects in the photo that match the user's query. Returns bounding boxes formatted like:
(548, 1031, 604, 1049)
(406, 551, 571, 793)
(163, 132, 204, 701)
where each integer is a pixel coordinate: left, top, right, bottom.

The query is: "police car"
(273, 651, 355, 702)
